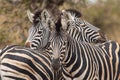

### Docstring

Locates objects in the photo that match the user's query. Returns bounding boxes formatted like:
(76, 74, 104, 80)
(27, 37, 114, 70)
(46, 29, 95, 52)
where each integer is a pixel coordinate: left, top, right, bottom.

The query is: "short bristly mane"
(33, 9, 43, 23)
(55, 16, 62, 33)
(65, 9, 82, 18)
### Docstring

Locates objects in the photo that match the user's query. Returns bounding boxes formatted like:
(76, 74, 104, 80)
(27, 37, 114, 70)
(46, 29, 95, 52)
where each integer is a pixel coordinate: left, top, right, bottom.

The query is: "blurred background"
(0, 0, 120, 48)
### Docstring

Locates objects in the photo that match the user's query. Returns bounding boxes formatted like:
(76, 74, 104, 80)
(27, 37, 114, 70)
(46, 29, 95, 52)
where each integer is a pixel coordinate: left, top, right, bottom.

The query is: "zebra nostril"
(25, 42, 30, 48)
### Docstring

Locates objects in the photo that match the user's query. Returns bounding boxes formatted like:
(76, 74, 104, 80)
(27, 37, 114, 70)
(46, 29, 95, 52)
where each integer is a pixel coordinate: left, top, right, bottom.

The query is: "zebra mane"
(65, 9, 82, 18)
(31, 9, 43, 24)
(55, 16, 62, 32)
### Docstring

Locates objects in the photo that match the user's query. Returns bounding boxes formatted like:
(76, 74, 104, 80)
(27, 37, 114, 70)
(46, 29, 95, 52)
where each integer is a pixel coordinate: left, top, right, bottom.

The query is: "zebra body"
(0, 45, 55, 80)
(61, 39, 120, 80)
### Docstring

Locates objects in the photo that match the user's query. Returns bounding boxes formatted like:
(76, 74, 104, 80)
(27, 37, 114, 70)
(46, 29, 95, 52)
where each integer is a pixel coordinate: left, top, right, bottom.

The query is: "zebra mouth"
(51, 58, 61, 71)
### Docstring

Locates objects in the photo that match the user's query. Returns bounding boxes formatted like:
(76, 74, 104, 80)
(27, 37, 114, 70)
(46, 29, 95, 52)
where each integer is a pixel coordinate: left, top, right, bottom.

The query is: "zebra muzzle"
(25, 42, 30, 48)
(51, 58, 61, 71)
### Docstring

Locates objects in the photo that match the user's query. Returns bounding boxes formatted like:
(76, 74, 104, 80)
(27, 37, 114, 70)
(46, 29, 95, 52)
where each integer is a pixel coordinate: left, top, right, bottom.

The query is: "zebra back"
(62, 37, 120, 79)
(0, 45, 55, 80)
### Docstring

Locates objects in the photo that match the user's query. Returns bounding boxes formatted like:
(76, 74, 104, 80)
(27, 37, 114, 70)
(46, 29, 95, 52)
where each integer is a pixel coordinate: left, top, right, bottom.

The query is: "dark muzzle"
(25, 42, 30, 48)
(51, 58, 61, 71)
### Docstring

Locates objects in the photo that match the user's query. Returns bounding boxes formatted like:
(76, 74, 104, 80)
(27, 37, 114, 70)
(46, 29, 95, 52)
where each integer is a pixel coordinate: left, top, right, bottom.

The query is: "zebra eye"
(34, 20, 39, 24)
(38, 31, 42, 34)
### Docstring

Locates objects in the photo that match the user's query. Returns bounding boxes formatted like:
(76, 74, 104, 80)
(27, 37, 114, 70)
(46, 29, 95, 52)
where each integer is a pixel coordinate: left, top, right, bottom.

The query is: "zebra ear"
(61, 20, 70, 32)
(46, 18, 55, 31)
(41, 9, 50, 22)
(27, 10, 34, 23)
(61, 10, 73, 20)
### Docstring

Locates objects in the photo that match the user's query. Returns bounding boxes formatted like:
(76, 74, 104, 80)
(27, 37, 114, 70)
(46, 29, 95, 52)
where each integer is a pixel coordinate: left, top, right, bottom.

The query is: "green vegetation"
(0, 0, 120, 48)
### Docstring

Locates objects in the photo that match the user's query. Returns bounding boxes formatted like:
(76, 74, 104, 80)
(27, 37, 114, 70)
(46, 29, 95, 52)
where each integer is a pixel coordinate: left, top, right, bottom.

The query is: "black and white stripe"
(25, 9, 51, 51)
(61, 9, 107, 44)
(25, 12, 120, 79)
(0, 45, 54, 80)
(47, 21, 120, 79)
(0, 11, 65, 80)
(25, 9, 107, 52)
(46, 18, 120, 79)
(61, 38, 120, 80)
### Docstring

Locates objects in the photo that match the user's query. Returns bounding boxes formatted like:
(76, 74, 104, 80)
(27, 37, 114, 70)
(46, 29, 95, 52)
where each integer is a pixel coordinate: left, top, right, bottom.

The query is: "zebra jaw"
(27, 10, 34, 23)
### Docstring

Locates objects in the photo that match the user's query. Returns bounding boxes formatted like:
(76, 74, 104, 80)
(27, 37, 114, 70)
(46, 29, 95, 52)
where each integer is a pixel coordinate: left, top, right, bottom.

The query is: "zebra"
(0, 9, 63, 80)
(0, 18, 64, 80)
(26, 9, 66, 79)
(61, 9, 107, 44)
(25, 9, 120, 79)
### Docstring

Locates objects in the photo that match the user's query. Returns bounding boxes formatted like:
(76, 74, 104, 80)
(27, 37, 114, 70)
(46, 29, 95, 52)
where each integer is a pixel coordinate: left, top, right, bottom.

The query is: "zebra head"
(61, 9, 82, 29)
(25, 9, 51, 50)
(61, 9, 107, 44)
(44, 18, 68, 72)
(61, 10, 83, 42)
